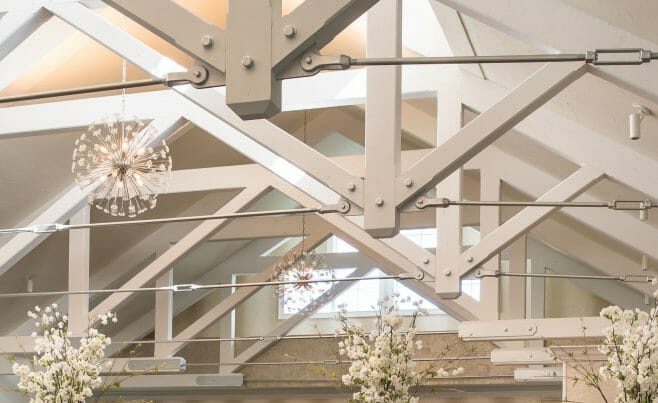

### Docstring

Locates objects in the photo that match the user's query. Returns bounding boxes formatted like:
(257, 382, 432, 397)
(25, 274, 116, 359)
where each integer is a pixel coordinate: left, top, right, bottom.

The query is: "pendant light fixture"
(71, 17, 172, 218)
(271, 110, 335, 309)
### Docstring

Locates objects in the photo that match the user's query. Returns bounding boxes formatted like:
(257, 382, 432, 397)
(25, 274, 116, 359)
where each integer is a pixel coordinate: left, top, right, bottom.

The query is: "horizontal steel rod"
(0, 78, 166, 104)
(448, 200, 609, 208)
(109, 330, 459, 345)
(0, 272, 421, 299)
(2, 50, 656, 104)
(350, 53, 589, 66)
(475, 270, 654, 284)
(185, 356, 490, 367)
(0, 197, 650, 236)
(416, 197, 655, 210)
(0, 206, 339, 235)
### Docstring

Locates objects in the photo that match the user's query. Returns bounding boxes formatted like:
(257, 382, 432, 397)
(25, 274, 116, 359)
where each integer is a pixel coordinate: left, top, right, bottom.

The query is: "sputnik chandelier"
(271, 244, 333, 307)
(72, 118, 172, 217)
(71, 18, 172, 218)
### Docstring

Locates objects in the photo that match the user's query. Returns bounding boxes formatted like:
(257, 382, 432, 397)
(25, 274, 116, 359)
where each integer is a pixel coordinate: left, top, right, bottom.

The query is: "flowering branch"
(11, 304, 117, 403)
(336, 295, 463, 402)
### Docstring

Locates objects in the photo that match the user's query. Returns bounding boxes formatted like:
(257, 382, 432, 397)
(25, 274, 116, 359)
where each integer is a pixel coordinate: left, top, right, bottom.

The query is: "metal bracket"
(165, 65, 209, 88)
(172, 283, 199, 292)
(414, 197, 449, 210)
(399, 272, 425, 281)
(608, 199, 655, 210)
(319, 200, 351, 215)
(258, 336, 280, 343)
(620, 274, 654, 283)
(31, 223, 66, 233)
(474, 269, 499, 278)
(589, 48, 653, 65)
(460, 321, 538, 340)
(299, 50, 352, 75)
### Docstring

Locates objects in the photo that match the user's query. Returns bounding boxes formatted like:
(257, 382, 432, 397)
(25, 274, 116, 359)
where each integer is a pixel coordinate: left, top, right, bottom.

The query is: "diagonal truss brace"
(102, 0, 225, 87)
(459, 166, 605, 277)
(222, 264, 372, 374)
(158, 230, 332, 357)
(396, 61, 588, 209)
(90, 185, 271, 320)
(0, 7, 51, 60)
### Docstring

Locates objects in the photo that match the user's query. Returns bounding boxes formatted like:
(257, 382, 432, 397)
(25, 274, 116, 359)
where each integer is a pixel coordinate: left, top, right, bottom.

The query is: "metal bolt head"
(444, 269, 452, 277)
(403, 178, 414, 187)
(241, 56, 254, 68)
(422, 257, 430, 264)
(283, 24, 296, 38)
(201, 35, 214, 48)
(375, 197, 384, 206)
(347, 183, 356, 192)
(304, 55, 313, 64)
(466, 256, 473, 263)
(192, 70, 202, 78)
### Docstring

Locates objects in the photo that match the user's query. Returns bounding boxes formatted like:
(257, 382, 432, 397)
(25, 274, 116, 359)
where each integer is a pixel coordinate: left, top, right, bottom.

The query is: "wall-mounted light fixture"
(629, 104, 652, 140)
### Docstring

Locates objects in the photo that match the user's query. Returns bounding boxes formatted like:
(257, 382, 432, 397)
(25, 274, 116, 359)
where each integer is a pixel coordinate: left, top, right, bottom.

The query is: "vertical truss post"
(226, 0, 278, 119)
(435, 66, 463, 299)
(504, 235, 527, 320)
(154, 249, 174, 357)
(364, 0, 401, 237)
(68, 204, 90, 336)
(479, 171, 500, 319)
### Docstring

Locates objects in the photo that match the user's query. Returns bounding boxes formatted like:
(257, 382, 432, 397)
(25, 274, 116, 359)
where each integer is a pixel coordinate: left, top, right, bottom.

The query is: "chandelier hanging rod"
(474, 269, 654, 284)
(110, 329, 457, 346)
(415, 197, 656, 211)
(0, 202, 350, 235)
(0, 272, 423, 299)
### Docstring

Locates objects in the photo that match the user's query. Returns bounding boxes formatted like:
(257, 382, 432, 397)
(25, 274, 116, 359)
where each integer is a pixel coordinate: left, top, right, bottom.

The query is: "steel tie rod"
(110, 329, 459, 345)
(0, 272, 424, 299)
(0, 202, 350, 235)
(1, 49, 656, 103)
(299, 48, 658, 73)
(474, 269, 655, 284)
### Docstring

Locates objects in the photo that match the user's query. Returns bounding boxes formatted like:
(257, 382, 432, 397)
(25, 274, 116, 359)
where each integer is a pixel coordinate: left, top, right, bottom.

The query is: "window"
(461, 279, 481, 301)
(401, 227, 482, 301)
(400, 228, 437, 249)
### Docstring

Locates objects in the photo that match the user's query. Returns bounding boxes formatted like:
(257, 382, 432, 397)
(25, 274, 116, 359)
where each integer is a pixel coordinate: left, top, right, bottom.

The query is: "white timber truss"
(0, 0, 657, 394)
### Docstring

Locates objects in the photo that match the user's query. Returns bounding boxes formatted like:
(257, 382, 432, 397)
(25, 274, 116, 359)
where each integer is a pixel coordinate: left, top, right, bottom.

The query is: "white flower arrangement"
(598, 302, 658, 403)
(11, 303, 117, 403)
(336, 295, 463, 402)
